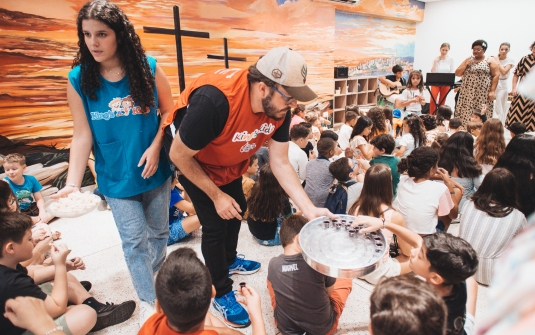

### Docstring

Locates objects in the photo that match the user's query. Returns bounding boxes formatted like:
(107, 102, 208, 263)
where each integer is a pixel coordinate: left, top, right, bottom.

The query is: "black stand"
(427, 85, 453, 114)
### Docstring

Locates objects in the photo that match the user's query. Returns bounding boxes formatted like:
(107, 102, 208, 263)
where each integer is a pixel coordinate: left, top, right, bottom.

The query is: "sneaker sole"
(228, 267, 261, 275)
(211, 301, 251, 328)
(91, 301, 136, 332)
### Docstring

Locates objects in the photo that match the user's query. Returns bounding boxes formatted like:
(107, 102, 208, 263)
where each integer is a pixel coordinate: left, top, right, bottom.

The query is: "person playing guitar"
(379, 65, 407, 104)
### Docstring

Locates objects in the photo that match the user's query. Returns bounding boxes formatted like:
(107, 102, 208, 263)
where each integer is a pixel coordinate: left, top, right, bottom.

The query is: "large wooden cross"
(143, 6, 209, 92)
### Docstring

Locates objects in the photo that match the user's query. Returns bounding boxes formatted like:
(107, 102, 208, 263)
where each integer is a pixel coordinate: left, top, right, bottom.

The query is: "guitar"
(379, 81, 406, 97)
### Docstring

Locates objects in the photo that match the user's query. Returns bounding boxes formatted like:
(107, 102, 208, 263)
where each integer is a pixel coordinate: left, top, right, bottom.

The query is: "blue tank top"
(68, 56, 171, 198)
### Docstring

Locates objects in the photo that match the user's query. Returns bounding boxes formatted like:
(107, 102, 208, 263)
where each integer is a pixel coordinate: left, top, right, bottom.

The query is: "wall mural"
(0, 0, 423, 191)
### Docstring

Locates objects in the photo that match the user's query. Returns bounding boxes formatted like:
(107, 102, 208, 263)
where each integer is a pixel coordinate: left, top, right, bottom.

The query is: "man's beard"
(262, 93, 290, 121)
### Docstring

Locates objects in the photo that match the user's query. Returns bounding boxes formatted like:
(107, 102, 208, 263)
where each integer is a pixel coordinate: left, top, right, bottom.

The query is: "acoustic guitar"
(379, 81, 406, 97)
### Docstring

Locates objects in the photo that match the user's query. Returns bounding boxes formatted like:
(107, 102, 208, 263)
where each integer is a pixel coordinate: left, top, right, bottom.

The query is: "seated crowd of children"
(1, 100, 533, 335)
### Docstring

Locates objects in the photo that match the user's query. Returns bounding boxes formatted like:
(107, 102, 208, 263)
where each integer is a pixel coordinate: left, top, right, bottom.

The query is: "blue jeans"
(105, 177, 170, 304)
(254, 217, 282, 246)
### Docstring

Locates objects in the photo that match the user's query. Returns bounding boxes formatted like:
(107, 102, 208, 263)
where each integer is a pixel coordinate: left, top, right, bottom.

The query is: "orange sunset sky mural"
(0, 0, 424, 189)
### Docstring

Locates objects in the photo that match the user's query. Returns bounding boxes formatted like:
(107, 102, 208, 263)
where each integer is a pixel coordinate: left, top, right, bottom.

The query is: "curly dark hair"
(438, 132, 482, 178)
(420, 114, 437, 131)
(247, 164, 288, 222)
(471, 168, 518, 217)
(74, 0, 155, 114)
(404, 116, 427, 147)
(397, 147, 438, 179)
(367, 107, 387, 139)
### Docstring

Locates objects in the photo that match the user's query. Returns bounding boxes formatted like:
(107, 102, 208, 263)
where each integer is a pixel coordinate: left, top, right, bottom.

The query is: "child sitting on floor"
(466, 121, 483, 140)
(409, 232, 479, 335)
(326, 158, 363, 214)
(449, 118, 463, 135)
(138, 247, 266, 335)
(242, 155, 258, 219)
(507, 121, 526, 138)
(2, 154, 53, 224)
(304, 137, 337, 207)
(267, 215, 353, 335)
(247, 164, 294, 246)
(471, 109, 487, 123)
(369, 274, 447, 335)
(0, 212, 136, 334)
(168, 176, 200, 245)
(370, 134, 400, 196)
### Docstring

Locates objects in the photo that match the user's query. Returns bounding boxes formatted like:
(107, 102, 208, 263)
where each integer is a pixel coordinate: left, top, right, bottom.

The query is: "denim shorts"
(168, 217, 191, 245)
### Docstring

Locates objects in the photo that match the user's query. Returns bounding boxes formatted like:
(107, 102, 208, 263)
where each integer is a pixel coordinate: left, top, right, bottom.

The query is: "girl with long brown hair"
(474, 118, 506, 175)
(395, 70, 426, 115)
(247, 164, 294, 246)
(349, 164, 422, 284)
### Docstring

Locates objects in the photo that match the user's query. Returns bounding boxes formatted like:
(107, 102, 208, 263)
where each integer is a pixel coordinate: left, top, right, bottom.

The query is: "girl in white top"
(349, 164, 422, 284)
(393, 147, 460, 235)
(430, 43, 455, 113)
(491, 43, 515, 125)
(394, 115, 427, 158)
(395, 70, 426, 115)
(459, 168, 526, 285)
(349, 115, 374, 160)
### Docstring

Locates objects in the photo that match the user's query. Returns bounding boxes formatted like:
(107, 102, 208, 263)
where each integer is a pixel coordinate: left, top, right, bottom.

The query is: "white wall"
(414, 0, 535, 107)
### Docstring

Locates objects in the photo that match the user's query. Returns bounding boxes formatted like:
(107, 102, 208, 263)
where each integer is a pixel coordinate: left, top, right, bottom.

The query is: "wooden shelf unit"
(332, 76, 379, 129)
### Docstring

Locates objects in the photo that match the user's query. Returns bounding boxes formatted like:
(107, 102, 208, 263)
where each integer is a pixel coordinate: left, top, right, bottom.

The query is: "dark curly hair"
(420, 114, 437, 131)
(471, 168, 518, 217)
(404, 116, 427, 147)
(367, 107, 387, 139)
(397, 147, 438, 179)
(247, 164, 289, 222)
(74, 0, 155, 114)
(438, 132, 482, 178)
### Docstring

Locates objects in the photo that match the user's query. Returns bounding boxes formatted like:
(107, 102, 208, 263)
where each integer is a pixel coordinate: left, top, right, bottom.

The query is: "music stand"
(425, 73, 456, 114)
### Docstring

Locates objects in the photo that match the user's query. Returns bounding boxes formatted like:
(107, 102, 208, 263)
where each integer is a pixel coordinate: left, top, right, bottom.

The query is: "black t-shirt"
(177, 86, 291, 151)
(0, 264, 47, 335)
(443, 281, 467, 335)
(302, 141, 314, 158)
(247, 198, 292, 240)
(385, 74, 406, 87)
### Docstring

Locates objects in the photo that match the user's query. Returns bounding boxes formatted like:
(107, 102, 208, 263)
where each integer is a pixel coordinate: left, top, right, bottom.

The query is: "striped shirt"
(459, 200, 526, 285)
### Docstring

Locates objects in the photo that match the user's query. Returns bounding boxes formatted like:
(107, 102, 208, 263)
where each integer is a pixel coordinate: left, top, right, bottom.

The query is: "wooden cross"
(143, 6, 210, 92)
(207, 38, 247, 69)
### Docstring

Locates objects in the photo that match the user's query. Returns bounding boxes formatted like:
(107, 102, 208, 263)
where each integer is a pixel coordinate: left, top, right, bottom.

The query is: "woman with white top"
(491, 43, 515, 125)
(430, 43, 455, 114)
(459, 168, 526, 285)
(394, 115, 427, 158)
(393, 147, 460, 235)
(395, 70, 426, 115)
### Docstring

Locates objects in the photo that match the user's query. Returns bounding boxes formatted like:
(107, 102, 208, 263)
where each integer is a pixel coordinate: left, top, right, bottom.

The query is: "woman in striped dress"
(459, 168, 526, 285)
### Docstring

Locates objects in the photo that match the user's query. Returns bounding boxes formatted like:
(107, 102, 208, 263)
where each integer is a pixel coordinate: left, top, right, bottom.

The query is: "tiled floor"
(46, 207, 490, 335)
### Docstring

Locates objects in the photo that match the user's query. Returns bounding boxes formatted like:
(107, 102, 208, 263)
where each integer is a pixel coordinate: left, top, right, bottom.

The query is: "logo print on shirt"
(282, 264, 299, 272)
(90, 95, 143, 120)
(232, 123, 276, 142)
(214, 68, 241, 79)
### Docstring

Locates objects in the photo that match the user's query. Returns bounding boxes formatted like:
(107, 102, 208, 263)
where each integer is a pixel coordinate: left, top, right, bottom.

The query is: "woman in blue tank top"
(52, 0, 174, 323)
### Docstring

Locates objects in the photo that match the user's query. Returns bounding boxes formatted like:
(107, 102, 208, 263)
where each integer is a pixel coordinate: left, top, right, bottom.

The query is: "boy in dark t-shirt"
(409, 232, 479, 335)
(379, 64, 406, 104)
(369, 134, 400, 196)
(267, 215, 353, 335)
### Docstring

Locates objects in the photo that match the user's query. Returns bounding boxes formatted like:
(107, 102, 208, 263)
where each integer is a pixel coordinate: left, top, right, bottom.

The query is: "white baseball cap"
(255, 47, 317, 102)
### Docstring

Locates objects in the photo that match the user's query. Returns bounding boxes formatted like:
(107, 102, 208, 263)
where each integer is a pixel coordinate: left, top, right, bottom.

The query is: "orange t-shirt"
(164, 68, 286, 186)
(138, 313, 219, 335)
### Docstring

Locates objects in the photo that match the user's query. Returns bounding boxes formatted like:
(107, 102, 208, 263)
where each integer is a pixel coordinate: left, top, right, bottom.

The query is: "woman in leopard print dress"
(455, 40, 500, 126)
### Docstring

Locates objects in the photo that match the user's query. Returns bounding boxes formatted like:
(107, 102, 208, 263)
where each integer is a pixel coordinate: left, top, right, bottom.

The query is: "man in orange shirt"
(165, 47, 333, 327)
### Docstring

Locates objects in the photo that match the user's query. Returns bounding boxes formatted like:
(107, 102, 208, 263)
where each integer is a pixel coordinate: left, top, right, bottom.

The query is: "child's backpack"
(324, 181, 357, 215)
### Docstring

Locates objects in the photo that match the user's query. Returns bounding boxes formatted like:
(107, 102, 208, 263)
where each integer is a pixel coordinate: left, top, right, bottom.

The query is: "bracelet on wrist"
(44, 326, 63, 335)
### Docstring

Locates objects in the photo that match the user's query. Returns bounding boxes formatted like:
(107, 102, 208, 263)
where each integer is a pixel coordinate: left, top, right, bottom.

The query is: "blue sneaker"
(212, 291, 251, 328)
(228, 254, 261, 275)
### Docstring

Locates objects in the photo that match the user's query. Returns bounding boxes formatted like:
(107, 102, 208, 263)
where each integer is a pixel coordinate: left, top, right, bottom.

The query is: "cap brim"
(282, 85, 317, 103)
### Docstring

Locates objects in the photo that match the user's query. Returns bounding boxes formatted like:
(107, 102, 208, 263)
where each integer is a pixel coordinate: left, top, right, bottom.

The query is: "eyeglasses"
(272, 86, 296, 105)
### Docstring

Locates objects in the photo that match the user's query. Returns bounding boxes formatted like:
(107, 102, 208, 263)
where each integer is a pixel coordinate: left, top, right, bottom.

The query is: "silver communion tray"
(299, 215, 388, 278)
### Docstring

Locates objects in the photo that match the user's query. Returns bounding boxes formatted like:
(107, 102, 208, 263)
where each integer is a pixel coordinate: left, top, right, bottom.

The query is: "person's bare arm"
(358, 144, 373, 160)
(389, 211, 421, 257)
(42, 244, 70, 318)
(268, 139, 334, 220)
(510, 73, 520, 95)
(352, 215, 423, 252)
(488, 58, 500, 100)
(395, 145, 407, 157)
(379, 76, 396, 88)
(27, 264, 56, 285)
(33, 191, 49, 224)
(174, 198, 196, 215)
(431, 56, 439, 73)
(455, 57, 472, 77)
(496, 60, 513, 76)
(138, 64, 174, 179)
(4, 297, 67, 335)
(169, 133, 242, 220)
(51, 81, 93, 198)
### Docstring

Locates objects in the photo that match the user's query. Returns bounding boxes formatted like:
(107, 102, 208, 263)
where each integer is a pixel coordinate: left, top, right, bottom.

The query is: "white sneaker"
(139, 301, 155, 327)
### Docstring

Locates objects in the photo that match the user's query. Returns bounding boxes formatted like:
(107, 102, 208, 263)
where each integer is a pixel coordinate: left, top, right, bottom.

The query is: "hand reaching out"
(66, 257, 86, 271)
